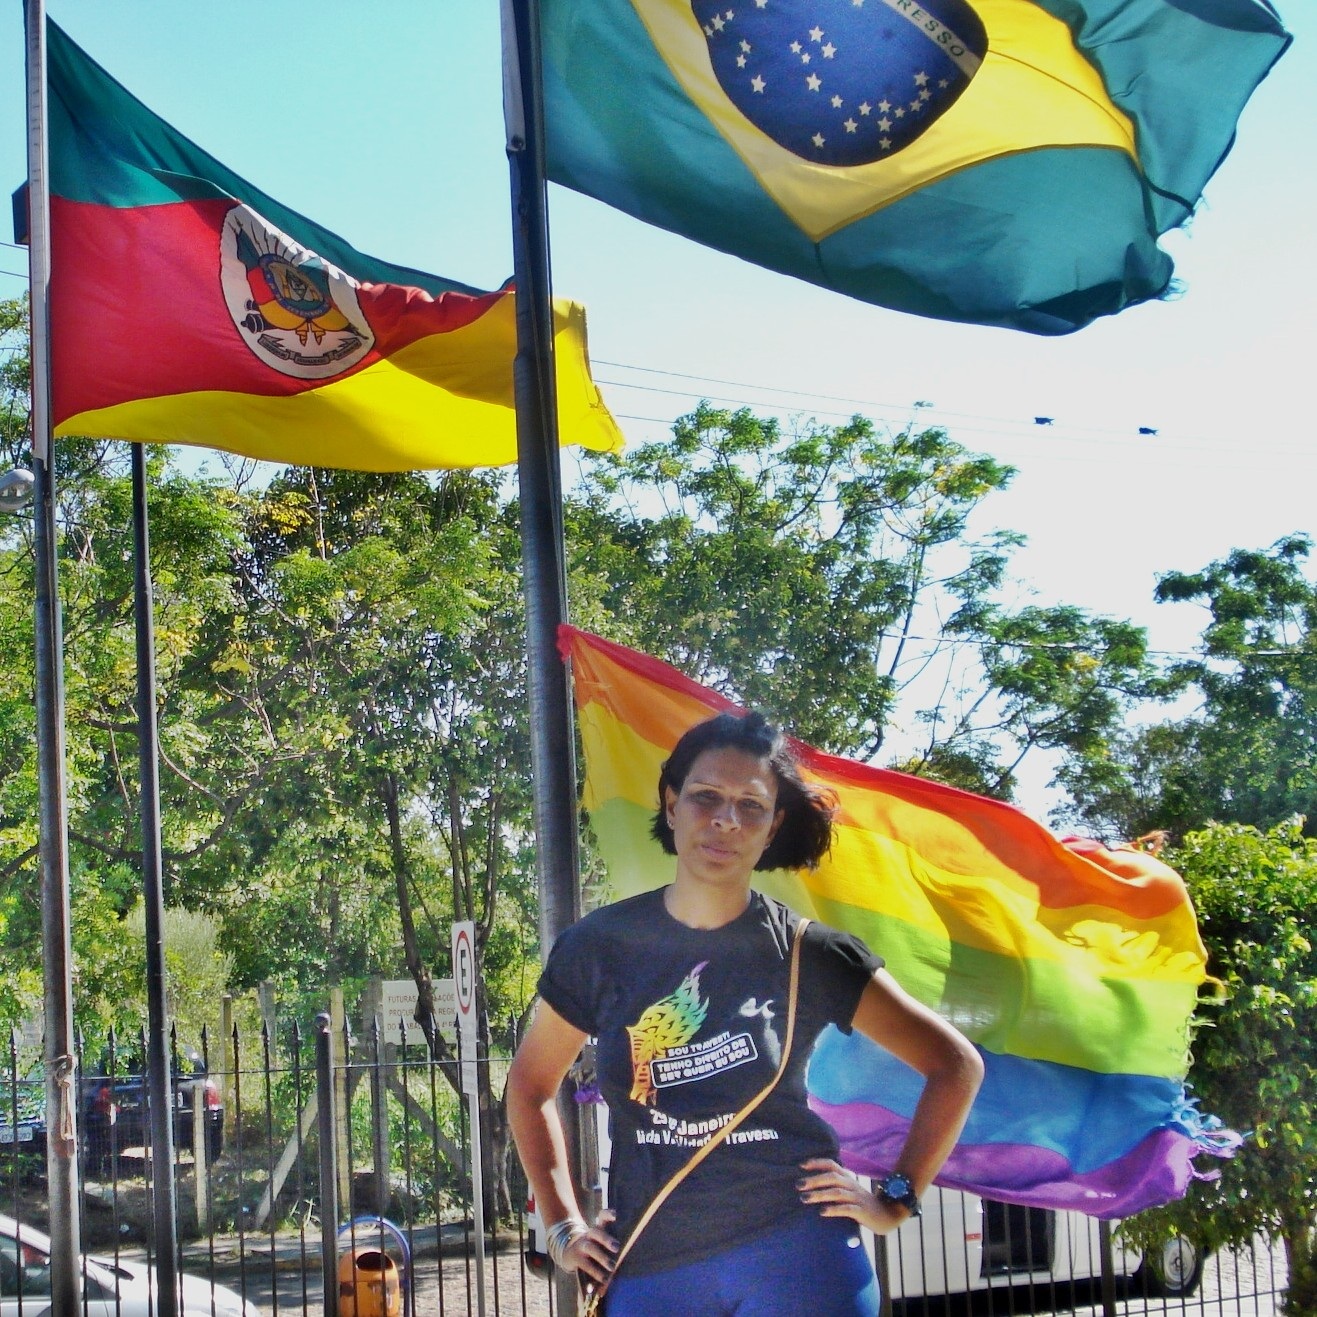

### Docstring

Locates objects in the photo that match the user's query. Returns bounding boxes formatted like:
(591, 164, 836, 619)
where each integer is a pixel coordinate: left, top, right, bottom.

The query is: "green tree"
(571, 404, 1158, 799)
(1, 309, 1173, 1217)
(1122, 821, 1317, 1314)
(2, 298, 234, 1037)
(0, 303, 548, 1211)
(1059, 536, 1317, 839)
(197, 466, 546, 1216)
(118, 904, 236, 1048)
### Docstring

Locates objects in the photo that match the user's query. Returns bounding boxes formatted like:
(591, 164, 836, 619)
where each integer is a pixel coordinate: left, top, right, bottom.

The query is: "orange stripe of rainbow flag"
(560, 625, 1235, 1217)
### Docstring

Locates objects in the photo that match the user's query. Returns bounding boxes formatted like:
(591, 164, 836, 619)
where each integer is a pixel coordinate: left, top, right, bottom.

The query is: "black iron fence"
(0, 1017, 1291, 1317)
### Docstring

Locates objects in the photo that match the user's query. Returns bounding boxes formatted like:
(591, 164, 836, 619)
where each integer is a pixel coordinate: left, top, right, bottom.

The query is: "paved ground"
(222, 1247, 554, 1317)
(167, 1232, 1285, 1317)
(173, 1224, 557, 1317)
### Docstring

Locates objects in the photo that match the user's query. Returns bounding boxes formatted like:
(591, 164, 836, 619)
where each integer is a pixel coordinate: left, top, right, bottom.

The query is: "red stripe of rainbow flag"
(560, 625, 1236, 1217)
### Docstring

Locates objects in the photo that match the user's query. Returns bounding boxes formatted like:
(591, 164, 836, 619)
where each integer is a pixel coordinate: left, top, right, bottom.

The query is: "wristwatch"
(877, 1172, 921, 1218)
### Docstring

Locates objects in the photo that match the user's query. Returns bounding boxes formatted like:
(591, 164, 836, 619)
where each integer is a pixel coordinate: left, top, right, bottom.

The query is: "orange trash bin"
(338, 1246, 401, 1317)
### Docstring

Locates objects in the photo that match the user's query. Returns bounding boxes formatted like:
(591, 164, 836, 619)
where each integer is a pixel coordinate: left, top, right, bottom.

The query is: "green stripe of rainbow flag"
(561, 625, 1234, 1216)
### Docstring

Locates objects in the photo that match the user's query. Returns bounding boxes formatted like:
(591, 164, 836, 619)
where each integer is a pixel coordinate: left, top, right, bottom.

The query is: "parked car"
(0, 1212, 259, 1316)
(82, 1050, 224, 1176)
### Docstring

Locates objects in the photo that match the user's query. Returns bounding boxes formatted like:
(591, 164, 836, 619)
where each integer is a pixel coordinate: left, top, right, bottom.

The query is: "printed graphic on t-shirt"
(626, 961, 710, 1105)
(738, 996, 775, 1020)
(625, 963, 773, 1111)
(651, 1028, 758, 1089)
(637, 1104, 782, 1149)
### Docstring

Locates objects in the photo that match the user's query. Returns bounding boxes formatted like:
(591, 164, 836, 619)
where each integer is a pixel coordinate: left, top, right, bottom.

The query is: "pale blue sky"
(0, 2, 1311, 805)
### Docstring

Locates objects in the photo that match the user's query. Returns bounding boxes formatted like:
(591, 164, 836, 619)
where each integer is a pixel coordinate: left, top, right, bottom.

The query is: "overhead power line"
(595, 358, 1174, 443)
(0, 282, 1292, 459)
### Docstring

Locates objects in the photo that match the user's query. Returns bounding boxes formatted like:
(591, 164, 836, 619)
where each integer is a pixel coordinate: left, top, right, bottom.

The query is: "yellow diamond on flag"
(633, 0, 1137, 242)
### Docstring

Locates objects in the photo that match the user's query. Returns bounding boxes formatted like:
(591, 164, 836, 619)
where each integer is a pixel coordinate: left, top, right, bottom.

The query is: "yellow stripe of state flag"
(58, 297, 618, 472)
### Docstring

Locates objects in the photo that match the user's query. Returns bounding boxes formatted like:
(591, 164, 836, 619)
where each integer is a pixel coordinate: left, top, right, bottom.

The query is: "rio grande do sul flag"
(561, 625, 1238, 1218)
(45, 20, 622, 471)
(541, 0, 1289, 335)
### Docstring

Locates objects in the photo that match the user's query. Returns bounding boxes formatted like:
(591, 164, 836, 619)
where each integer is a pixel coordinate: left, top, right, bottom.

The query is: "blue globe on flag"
(692, 0, 988, 166)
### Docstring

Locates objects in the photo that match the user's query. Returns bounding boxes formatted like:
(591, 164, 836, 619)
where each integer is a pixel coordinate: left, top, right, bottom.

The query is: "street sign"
(451, 921, 478, 1093)
(450, 919, 487, 1316)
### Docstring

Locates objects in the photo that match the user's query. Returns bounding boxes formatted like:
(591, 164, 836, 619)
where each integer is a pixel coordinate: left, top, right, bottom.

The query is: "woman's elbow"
(506, 1040, 570, 1119)
(505, 1050, 546, 1115)
(941, 1034, 985, 1096)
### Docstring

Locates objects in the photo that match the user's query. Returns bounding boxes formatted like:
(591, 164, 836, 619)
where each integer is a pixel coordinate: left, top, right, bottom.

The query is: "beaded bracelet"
(545, 1216, 590, 1270)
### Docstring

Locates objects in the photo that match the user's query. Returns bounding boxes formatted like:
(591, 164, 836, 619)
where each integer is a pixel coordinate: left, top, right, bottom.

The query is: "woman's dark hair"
(650, 711, 836, 871)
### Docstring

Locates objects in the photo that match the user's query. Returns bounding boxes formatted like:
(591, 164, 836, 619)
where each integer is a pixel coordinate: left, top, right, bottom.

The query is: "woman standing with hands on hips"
(507, 712, 983, 1316)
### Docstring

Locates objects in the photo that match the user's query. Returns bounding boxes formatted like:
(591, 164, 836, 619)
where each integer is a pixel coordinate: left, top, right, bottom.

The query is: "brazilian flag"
(542, 0, 1289, 334)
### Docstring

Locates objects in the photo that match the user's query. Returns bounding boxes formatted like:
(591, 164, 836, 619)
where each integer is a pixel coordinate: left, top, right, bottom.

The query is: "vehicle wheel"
(1136, 1236, 1204, 1297)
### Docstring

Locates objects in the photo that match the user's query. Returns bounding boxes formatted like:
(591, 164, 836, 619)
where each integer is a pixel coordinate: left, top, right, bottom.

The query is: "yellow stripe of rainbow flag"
(558, 626, 1233, 1216)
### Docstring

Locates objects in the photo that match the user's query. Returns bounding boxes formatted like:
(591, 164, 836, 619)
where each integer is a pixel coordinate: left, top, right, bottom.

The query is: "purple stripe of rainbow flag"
(560, 626, 1235, 1218)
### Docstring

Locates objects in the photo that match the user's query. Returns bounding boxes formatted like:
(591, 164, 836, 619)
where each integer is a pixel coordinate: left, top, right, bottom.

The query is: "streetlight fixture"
(0, 468, 36, 514)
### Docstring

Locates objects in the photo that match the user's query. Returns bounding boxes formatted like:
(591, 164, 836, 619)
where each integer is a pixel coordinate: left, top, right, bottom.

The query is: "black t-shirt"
(538, 888, 883, 1274)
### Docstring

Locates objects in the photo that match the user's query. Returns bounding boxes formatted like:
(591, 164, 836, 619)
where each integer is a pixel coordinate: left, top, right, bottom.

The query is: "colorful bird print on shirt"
(627, 962, 709, 1106)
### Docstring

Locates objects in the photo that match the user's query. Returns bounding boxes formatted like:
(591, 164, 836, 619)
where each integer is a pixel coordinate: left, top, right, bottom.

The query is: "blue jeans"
(603, 1211, 880, 1316)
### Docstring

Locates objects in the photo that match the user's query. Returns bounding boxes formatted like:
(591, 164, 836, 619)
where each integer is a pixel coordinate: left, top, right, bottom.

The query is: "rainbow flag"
(542, 0, 1289, 334)
(44, 21, 622, 471)
(561, 626, 1235, 1218)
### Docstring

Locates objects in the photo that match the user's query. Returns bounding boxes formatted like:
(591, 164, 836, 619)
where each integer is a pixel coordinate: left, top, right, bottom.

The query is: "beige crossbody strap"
(584, 917, 810, 1311)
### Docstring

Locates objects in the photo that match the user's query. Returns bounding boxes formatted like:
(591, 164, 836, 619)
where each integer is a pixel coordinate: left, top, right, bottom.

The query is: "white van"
(526, 1181, 1202, 1301)
(882, 1185, 1202, 1300)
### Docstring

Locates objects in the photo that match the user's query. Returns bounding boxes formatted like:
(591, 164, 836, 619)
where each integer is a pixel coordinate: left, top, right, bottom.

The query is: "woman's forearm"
(892, 1046, 983, 1194)
(507, 1015, 620, 1284)
(850, 971, 985, 1195)
(505, 1065, 585, 1227)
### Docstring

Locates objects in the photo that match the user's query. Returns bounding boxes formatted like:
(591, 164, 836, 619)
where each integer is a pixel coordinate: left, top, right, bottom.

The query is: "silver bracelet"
(545, 1216, 589, 1271)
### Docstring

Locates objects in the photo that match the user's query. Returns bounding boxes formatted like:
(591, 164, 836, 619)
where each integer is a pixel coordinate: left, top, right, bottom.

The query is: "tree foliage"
(1, 295, 547, 1064)
(1, 301, 1182, 1217)
(1123, 821, 1317, 1314)
(1059, 536, 1317, 840)
(571, 404, 1158, 798)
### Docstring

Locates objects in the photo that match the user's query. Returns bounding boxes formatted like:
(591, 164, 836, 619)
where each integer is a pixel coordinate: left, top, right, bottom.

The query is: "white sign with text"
(379, 978, 456, 1046)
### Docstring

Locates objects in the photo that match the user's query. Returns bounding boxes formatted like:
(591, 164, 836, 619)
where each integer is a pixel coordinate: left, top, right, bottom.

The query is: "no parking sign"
(451, 921, 478, 1095)
(450, 919, 487, 1315)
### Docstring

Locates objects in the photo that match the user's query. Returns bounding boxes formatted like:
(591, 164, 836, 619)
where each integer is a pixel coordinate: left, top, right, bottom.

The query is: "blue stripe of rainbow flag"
(560, 626, 1235, 1218)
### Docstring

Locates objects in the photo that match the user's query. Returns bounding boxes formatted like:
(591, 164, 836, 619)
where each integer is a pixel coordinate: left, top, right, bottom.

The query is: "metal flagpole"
(501, 2, 590, 1312)
(23, 1, 84, 1310)
(502, 0, 580, 979)
(131, 445, 181, 1317)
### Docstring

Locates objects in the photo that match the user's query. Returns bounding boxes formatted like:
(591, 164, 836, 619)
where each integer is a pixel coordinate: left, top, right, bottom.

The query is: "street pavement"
(176, 1232, 1285, 1317)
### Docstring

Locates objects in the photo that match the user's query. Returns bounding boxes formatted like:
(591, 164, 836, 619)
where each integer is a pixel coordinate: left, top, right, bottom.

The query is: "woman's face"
(664, 746, 784, 888)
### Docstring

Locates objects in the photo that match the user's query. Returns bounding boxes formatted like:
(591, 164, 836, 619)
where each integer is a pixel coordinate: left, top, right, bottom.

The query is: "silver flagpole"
(23, 1, 84, 1310)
